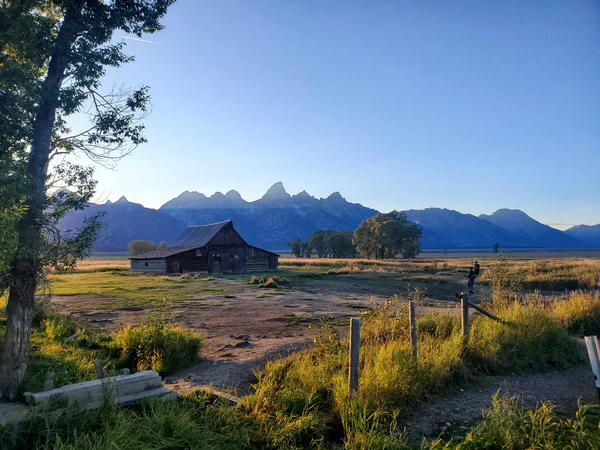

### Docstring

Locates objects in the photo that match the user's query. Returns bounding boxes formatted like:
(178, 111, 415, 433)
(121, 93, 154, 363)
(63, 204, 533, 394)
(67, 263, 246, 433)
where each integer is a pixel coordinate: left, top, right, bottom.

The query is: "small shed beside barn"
(129, 220, 278, 275)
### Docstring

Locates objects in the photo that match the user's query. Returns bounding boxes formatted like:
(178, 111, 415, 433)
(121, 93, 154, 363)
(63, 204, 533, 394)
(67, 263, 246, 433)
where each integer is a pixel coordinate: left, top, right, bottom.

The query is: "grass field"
(2, 252, 600, 449)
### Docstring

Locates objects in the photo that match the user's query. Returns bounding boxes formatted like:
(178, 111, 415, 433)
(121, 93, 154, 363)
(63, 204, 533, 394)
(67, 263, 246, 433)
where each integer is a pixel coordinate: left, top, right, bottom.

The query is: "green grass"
(0, 301, 202, 393)
(551, 290, 600, 336)
(2, 258, 599, 448)
(240, 292, 588, 448)
(429, 395, 600, 450)
(48, 271, 226, 308)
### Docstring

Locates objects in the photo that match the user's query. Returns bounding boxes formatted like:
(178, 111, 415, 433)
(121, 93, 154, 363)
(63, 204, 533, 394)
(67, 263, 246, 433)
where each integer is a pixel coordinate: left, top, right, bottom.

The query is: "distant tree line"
(287, 230, 358, 258)
(287, 210, 422, 260)
(128, 240, 167, 256)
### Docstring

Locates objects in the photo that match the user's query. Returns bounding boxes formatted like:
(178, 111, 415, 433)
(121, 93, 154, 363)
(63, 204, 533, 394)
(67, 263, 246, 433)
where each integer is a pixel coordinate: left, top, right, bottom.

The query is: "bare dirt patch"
(52, 277, 402, 393)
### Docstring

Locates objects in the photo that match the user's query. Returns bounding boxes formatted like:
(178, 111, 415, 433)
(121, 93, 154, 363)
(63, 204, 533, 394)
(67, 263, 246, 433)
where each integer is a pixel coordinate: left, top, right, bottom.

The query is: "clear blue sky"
(83, 0, 600, 229)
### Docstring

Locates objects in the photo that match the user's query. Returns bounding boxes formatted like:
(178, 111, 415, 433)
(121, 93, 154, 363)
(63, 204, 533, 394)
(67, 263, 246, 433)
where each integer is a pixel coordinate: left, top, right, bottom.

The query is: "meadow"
(1, 252, 600, 448)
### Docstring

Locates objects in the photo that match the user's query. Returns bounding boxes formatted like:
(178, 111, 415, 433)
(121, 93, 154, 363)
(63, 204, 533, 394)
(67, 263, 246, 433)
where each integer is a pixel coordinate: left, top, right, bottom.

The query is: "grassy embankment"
(0, 298, 202, 393)
(1, 256, 600, 448)
(2, 290, 600, 449)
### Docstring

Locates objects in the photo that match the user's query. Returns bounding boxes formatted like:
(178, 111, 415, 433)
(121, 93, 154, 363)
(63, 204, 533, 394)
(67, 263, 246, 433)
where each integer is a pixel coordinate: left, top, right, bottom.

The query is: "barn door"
(213, 258, 221, 274)
(172, 258, 181, 274)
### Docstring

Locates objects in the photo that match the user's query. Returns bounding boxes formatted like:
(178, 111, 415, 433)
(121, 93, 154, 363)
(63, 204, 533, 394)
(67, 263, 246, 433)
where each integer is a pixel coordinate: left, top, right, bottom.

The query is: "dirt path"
(400, 363, 597, 441)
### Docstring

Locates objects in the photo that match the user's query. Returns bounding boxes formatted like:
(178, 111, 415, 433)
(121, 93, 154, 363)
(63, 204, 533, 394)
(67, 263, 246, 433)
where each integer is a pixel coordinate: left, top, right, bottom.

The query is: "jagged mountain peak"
(115, 196, 130, 204)
(178, 190, 207, 200)
(261, 182, 291, 202)
(225, 189, 243, 200)
(325, 192, 344, 202)
(293, 190, 313, 199)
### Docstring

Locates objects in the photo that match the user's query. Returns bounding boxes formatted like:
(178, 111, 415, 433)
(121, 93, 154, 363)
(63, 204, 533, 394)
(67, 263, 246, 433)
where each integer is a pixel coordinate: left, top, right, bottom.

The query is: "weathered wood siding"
(179, 248, 208, 273)
(246, 246, 278, 272)
(131, 258, 167, 274)
(131, 223, 277, 275)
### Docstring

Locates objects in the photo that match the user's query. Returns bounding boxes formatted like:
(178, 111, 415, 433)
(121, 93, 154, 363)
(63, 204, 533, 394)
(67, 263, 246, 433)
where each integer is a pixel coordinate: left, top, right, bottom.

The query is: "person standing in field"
(473, 260, 480, 277)
(468, 266, 475, 294)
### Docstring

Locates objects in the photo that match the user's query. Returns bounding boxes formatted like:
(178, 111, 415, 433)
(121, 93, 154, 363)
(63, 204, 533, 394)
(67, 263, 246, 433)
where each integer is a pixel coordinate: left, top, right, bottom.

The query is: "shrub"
(115, 302, 202, 375)
(43, 314, 78, 341)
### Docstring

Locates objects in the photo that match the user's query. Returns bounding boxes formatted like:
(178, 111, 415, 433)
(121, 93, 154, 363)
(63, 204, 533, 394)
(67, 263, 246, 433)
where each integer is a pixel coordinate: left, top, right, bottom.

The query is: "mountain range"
(58, 182, 600, 252)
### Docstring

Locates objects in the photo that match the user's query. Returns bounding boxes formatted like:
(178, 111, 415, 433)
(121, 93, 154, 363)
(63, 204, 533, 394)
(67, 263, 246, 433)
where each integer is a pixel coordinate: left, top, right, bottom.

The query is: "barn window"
(195, 249, 202, 257)
(234, 255, 239, 259)
(145, 262, 148, 267)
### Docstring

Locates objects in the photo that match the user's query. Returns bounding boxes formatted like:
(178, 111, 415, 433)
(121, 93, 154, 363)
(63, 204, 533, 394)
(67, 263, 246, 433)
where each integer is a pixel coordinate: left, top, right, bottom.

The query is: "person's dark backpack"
(473, 263, 480, 276)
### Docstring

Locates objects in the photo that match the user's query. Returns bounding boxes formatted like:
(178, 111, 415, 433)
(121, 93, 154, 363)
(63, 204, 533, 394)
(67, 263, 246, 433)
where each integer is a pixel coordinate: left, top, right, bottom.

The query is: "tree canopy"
(353, 211, 422, 259)
(128, 240, 158, 256)
(287, 230, 358, 259)
(0, 0, 175, 399)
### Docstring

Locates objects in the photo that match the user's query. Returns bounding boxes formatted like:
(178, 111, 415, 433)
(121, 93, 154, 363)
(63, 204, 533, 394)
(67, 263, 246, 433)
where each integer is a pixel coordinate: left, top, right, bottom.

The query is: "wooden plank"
(409, 301, 417, 361)
(585, 336, 600, 388)
(86, 386, 179, 410)
(461, 294, 469, 345)
(348, 317, 361, 395)
(94, 360, 104, 379)
(3, 379, 178, 426)
(24, 371, 159, 404)
(43, 373, 55, 391)
(468, 301, 503, 323)
(26, 376, 162, 406)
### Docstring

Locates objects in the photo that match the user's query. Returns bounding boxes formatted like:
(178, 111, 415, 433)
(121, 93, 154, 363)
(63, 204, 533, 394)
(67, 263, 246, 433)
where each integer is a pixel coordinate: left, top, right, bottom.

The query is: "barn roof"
(172, 220, 235, 247)
(129, 246, 197, 260)
(129, 220, 280, 260)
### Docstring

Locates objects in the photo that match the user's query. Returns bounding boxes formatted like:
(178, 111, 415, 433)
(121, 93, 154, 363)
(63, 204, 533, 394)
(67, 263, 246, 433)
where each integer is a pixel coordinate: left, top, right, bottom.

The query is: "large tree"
(353, 211, 422, 259)
(0, 0, 175, 399)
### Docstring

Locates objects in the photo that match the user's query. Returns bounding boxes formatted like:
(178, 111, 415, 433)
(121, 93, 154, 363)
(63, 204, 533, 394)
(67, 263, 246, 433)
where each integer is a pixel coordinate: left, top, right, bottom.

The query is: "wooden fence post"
(43, 372, 55, 391)
(94, 360, 105, 379)
(348, 318, 361, 396)
(409, 301, 417, 361)
(585, 336, 600, 400)
(461, 293, 469, 345)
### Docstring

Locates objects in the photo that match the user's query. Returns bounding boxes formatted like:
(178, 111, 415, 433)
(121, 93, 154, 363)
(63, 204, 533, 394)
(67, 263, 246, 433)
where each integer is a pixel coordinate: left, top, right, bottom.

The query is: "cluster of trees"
(287, 211, 422, 260)
(127, 240, 167, 256)
(353, 211, 422, 259)
(287, 230, 358, 258)
(0, 1, 175, 399)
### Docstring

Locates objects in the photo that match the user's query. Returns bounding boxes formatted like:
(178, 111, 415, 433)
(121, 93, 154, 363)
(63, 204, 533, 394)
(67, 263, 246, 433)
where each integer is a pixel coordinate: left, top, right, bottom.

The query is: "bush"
(261, 277, 278, 289)
(43, 314, 78, 341)
(552, 291, 600, 336)
(115, 302, 202, 375)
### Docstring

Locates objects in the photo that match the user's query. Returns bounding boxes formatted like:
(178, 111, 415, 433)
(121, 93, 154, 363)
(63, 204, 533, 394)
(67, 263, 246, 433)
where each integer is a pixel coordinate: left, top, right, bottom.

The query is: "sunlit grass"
(47, 271, 226, 308)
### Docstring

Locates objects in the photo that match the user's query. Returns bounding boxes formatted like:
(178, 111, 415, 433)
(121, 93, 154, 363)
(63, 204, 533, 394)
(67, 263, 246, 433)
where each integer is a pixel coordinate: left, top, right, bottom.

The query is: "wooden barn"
(129, 220, 278, 275)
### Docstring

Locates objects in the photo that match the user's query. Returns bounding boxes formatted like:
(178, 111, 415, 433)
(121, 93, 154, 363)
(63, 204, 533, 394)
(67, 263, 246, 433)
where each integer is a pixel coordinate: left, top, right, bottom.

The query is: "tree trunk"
(0, 1, 85, 400)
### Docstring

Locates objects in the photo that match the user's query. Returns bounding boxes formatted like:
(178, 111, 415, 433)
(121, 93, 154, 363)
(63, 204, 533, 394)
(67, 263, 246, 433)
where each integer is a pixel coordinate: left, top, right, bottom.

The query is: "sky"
(73, 0, 600, 229)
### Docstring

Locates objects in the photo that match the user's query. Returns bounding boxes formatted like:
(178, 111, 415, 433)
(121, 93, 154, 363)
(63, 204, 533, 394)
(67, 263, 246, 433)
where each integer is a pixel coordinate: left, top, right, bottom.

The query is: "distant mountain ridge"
(158, 182, 378, 249)
(479, 209, 589, 249)
(57, 183, 598, 252)
(59, 196, 187, 252)
(565, 224, 600, 247)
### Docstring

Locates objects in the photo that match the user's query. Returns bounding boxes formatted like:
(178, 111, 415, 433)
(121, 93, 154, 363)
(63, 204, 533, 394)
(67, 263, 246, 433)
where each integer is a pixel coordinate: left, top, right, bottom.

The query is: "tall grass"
(0, 394, 261, 450)
(429, 395, 600, 450)
(551, 290, 600, 336)
(243, 292, 586, 447)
